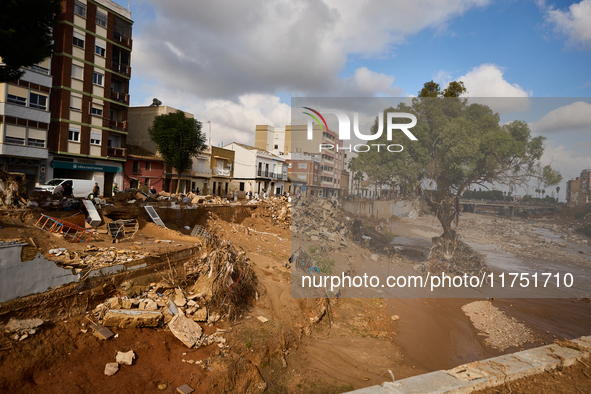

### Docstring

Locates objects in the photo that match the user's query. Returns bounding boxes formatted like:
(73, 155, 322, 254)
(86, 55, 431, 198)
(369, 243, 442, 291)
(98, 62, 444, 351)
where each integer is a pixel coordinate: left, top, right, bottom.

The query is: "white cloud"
(540, 142, 591, 189)
(457, 64, 531, 97)
(133, 87, 291, 147)
(129, 0, 493, 145)
(539, 0, 591, 49)
(530, 101, 591, 134)
(133, 0, 491, 100)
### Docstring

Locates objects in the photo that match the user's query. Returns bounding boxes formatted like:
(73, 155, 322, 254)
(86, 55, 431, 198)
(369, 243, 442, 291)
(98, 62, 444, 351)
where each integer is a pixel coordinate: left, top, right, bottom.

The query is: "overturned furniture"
(35, 214, 94, 243)
(107, 219, 139, 241)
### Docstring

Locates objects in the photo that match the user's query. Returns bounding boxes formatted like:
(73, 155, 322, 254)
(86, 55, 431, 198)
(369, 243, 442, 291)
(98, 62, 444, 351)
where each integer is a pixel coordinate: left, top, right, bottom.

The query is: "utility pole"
(207, 121, 212, 147)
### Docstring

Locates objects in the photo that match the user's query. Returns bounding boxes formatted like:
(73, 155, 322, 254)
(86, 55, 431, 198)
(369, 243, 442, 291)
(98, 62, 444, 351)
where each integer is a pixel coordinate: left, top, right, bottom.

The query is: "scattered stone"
(103, 310, 162, 328)
(391, 315, 400, 321)
(116, 350, 136, 365)
(104, 362, 119, 376)
(158, 383, 168, 390)
(4, 318, 43, 333)
(192, 308, 207, 322)
(169, 314, 203, 348)
(371, 254, 379, 261)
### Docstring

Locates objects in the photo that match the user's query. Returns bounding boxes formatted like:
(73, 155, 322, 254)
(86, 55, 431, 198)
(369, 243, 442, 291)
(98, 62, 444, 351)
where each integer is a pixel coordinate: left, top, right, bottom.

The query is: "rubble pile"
(417, 237, 490, 277)
(186, 237, 256, 319)
(3, 318, 44, 342)
(292, 197, 351, 236)
(0, 170, 27, 208)
(258, 197, 291, 228)
(49, 245, 151, 271)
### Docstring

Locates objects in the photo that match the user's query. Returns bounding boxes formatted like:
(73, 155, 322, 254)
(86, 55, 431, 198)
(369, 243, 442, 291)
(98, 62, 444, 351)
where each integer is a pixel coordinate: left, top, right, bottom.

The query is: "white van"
(34, 179, 96, 199)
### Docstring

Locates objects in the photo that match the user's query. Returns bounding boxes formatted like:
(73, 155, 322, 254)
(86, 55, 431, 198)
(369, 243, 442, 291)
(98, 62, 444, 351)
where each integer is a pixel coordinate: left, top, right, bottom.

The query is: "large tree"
(356, 81, 553, 259)
(149, 111, 207, 193)
(0, 0, 61, 82)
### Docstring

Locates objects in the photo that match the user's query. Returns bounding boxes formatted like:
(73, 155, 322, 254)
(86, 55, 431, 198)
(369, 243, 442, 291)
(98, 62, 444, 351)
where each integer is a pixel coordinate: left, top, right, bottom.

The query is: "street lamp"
(206, 121, 212, 147)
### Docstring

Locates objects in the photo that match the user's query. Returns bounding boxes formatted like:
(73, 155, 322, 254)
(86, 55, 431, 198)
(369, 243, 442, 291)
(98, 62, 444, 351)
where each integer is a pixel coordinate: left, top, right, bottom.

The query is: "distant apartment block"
(47, 0, 132, 196)
(255, 124, 343, 198)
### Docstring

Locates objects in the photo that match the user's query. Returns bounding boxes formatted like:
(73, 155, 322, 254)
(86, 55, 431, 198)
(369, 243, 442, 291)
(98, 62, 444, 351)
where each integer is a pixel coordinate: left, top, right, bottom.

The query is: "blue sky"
(111, 0, 591, 190)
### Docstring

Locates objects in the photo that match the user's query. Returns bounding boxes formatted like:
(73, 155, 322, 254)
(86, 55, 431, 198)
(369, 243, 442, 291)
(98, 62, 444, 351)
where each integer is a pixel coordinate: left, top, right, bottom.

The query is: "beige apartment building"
(47, 0, 132, 196)
(128, 105, 212, 194)
(0, 58, 53, 193)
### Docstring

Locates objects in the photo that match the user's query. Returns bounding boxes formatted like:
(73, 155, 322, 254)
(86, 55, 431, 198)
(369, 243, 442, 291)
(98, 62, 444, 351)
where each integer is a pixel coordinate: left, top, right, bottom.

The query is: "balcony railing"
(212, 168, 231, 177)
(110, 91, 130, 105)
(257, 169, 270, 178)
(111, 61, 131, 77)
(192, 167, 212, 177)
(108, 146, 127, 158)
(113, 32, 132, 48)
(109, 119, 128, 132)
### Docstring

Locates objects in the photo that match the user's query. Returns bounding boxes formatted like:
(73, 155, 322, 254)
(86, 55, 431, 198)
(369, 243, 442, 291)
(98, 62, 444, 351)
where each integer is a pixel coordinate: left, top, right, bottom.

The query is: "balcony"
(111, 61, 131, 77)
(212, 168, 231, 177)
(113, 32, 132, 48)
(193, 167, 212, 177)
(108, 146, 127, 158)
(110, 91, 130, 105)
(257, 169, 271, 178)
(109, 119, 128, 132)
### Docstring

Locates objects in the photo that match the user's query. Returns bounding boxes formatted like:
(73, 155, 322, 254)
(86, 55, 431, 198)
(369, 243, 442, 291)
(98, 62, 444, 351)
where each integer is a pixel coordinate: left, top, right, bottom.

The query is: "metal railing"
(108, 119, 127, 132)
(108, 146, 127, 158)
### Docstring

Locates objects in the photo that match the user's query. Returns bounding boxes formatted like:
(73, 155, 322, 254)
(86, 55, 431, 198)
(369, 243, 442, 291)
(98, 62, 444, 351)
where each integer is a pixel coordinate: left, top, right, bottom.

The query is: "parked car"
(34, 179, 96, 199)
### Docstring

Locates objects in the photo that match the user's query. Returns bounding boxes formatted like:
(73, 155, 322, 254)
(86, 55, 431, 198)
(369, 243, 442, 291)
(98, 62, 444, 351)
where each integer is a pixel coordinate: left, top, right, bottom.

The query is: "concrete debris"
(116, 350, 136, 365)
(176, 384, 195, 394)
(168, 314, 203, 348)
(292, 196, 351, 237)
(257, 316, 268, 323)
(104, 362, 119, 376)
(48, 245, 150, 270)
(4, 318, 44, 333)
(102, 310, 163, 328)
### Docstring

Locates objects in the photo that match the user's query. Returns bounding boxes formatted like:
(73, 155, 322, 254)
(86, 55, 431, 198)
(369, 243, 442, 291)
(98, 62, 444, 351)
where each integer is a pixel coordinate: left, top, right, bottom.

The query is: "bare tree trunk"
(176, 169, 181, 194)
(428, 196, 458, 260)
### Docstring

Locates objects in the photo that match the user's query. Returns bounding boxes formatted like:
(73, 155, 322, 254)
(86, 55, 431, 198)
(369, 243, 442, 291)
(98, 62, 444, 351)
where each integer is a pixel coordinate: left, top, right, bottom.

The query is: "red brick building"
(123, 145, 164, 192)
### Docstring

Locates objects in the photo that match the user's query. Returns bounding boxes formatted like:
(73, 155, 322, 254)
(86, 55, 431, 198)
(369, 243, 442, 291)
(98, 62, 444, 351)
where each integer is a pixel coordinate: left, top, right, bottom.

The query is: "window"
(95, 40, 106, 57)
(145, 162, 151, 171)
(28, 138, 45, 147)
(96, 11, 107, 27)
(239, 182, 245, 191)
(7, 94, 26, 106)
(70, 95, 82, 111)
(274, 144, 278, 149)
(91, 106, 103, 116)
(68, 128, 80, 142)
(298, 162, 307, 169)
(29, 93, 47, 110)
(71, 64, 84, 79)
(5, 136, 25, 145)
(74, 0, 86, 17)
(73, 32, 85, 48)
(132, 161, 140, 173)
(93, 72, 104, 86)
(90, 131, 102, 145)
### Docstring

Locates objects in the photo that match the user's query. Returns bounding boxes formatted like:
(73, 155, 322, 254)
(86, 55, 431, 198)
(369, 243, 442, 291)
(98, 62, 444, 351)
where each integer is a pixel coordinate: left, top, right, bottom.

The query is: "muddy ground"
(1, 201, 591, 393)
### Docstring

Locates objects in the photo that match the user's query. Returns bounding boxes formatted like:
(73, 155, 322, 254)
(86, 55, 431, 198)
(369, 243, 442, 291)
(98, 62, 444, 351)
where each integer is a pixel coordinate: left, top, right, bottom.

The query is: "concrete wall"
(342, 199, 414, 220)
(0, 243, 80, 303)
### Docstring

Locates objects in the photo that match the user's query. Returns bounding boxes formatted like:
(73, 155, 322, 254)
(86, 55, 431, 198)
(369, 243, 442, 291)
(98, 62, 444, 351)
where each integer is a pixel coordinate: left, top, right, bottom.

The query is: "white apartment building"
(223, 142, 287, 196)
